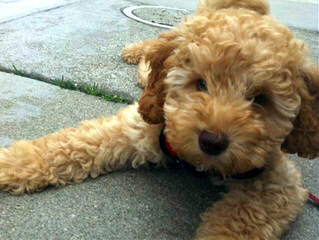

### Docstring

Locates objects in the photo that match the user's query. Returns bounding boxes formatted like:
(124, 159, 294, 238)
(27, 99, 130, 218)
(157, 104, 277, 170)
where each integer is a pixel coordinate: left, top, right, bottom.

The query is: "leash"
(308, 190, 319, 207)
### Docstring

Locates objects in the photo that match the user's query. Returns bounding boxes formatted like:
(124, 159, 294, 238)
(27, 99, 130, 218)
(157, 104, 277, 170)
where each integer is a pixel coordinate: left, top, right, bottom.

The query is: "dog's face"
(163, 9, 302, 175)
(138, 5, 319, 175)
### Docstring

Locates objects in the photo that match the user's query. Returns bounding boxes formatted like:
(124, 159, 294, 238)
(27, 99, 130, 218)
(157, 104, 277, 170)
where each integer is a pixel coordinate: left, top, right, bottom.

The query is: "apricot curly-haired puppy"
(1, 0, 318, 239)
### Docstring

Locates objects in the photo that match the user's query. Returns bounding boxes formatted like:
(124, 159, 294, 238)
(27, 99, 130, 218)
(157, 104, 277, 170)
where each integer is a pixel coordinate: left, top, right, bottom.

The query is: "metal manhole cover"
(122, 5, 191, 29)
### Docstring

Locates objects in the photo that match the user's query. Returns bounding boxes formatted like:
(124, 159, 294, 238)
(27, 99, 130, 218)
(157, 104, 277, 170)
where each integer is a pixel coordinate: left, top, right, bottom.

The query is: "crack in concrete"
(0, 65, 132, 104)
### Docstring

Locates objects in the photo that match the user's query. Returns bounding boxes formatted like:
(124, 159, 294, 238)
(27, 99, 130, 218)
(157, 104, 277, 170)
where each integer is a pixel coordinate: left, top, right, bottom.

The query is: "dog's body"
(1, 0, 318, 239)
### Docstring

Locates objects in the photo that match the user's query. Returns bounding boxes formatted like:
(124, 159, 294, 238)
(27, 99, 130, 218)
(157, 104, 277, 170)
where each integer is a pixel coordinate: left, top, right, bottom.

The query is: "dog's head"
(138, 0, 319, 175)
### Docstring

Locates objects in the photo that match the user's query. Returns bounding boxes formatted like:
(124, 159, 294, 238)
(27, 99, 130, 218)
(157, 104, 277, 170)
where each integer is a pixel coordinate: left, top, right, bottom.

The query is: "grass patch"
(9, 65, 132, 104)
(56, 76, 132, 104)
(12, 64, 23, 76)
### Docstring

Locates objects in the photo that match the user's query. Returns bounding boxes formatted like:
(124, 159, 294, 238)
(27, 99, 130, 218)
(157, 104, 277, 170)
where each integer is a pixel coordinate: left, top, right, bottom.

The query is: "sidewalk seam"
(0, 65, 132, 104)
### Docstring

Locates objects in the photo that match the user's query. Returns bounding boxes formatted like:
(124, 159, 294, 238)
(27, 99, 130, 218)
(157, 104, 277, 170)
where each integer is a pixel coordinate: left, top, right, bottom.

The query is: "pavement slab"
(0, 71, 125, 145)
(0, 0, 166, 101)
(0, 0, 80, 24)
(269, 0, 318, 31)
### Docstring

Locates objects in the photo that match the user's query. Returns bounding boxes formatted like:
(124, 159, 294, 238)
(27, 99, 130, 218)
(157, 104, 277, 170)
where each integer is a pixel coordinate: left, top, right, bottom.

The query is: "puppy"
(1, 0, 318, 239)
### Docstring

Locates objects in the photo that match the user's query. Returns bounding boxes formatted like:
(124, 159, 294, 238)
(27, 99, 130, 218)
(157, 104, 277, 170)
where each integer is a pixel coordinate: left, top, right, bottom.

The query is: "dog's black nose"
(198, 130, 229, 155)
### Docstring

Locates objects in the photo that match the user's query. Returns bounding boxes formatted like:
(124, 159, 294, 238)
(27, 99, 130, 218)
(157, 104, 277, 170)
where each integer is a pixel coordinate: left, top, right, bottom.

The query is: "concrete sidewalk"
(0, 0, 318, 239)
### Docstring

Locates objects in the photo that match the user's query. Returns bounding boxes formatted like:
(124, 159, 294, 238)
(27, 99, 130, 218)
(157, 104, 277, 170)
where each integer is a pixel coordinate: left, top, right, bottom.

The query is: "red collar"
(159, 128, 178, 159)
(159, 127, 207, 177)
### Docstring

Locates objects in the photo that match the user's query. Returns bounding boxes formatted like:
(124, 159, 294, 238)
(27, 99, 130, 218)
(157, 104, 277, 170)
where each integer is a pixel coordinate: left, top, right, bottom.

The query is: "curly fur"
(282, 62, 319, 158)
(1, 0, 318, 239)
(0, 104, 164, 194)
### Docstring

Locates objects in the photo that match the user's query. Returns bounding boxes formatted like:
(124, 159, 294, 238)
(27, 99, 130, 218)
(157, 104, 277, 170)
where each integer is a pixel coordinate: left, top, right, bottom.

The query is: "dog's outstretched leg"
(0, 104, 163, 195)
(195, 157, 308, 240)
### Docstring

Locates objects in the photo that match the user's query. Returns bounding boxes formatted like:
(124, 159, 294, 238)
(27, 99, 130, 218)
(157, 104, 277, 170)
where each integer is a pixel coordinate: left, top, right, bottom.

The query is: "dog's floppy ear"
(197, 0, 270, 15)
(138, 32, 179, 124)
(282, 62, 319, 159)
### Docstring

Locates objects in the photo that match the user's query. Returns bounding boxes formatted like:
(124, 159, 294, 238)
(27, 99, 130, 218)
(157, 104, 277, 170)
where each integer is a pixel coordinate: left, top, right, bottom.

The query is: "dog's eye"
(196, 79, 207, 92)
(251, 94, 267, 106)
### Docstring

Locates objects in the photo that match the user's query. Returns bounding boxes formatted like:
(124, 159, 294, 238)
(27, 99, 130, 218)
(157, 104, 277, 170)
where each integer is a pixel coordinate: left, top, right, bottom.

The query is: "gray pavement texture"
(0, 0, 164, 101)
(0, 0, 318, 240)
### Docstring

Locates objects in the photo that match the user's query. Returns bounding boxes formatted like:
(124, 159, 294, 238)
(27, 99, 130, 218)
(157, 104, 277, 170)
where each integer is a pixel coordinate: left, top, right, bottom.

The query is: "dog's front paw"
(122, 42, 144, 65)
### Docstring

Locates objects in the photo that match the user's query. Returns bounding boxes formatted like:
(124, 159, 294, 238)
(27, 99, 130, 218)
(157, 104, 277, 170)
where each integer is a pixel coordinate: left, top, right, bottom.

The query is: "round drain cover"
(122, 5, 191, 29)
